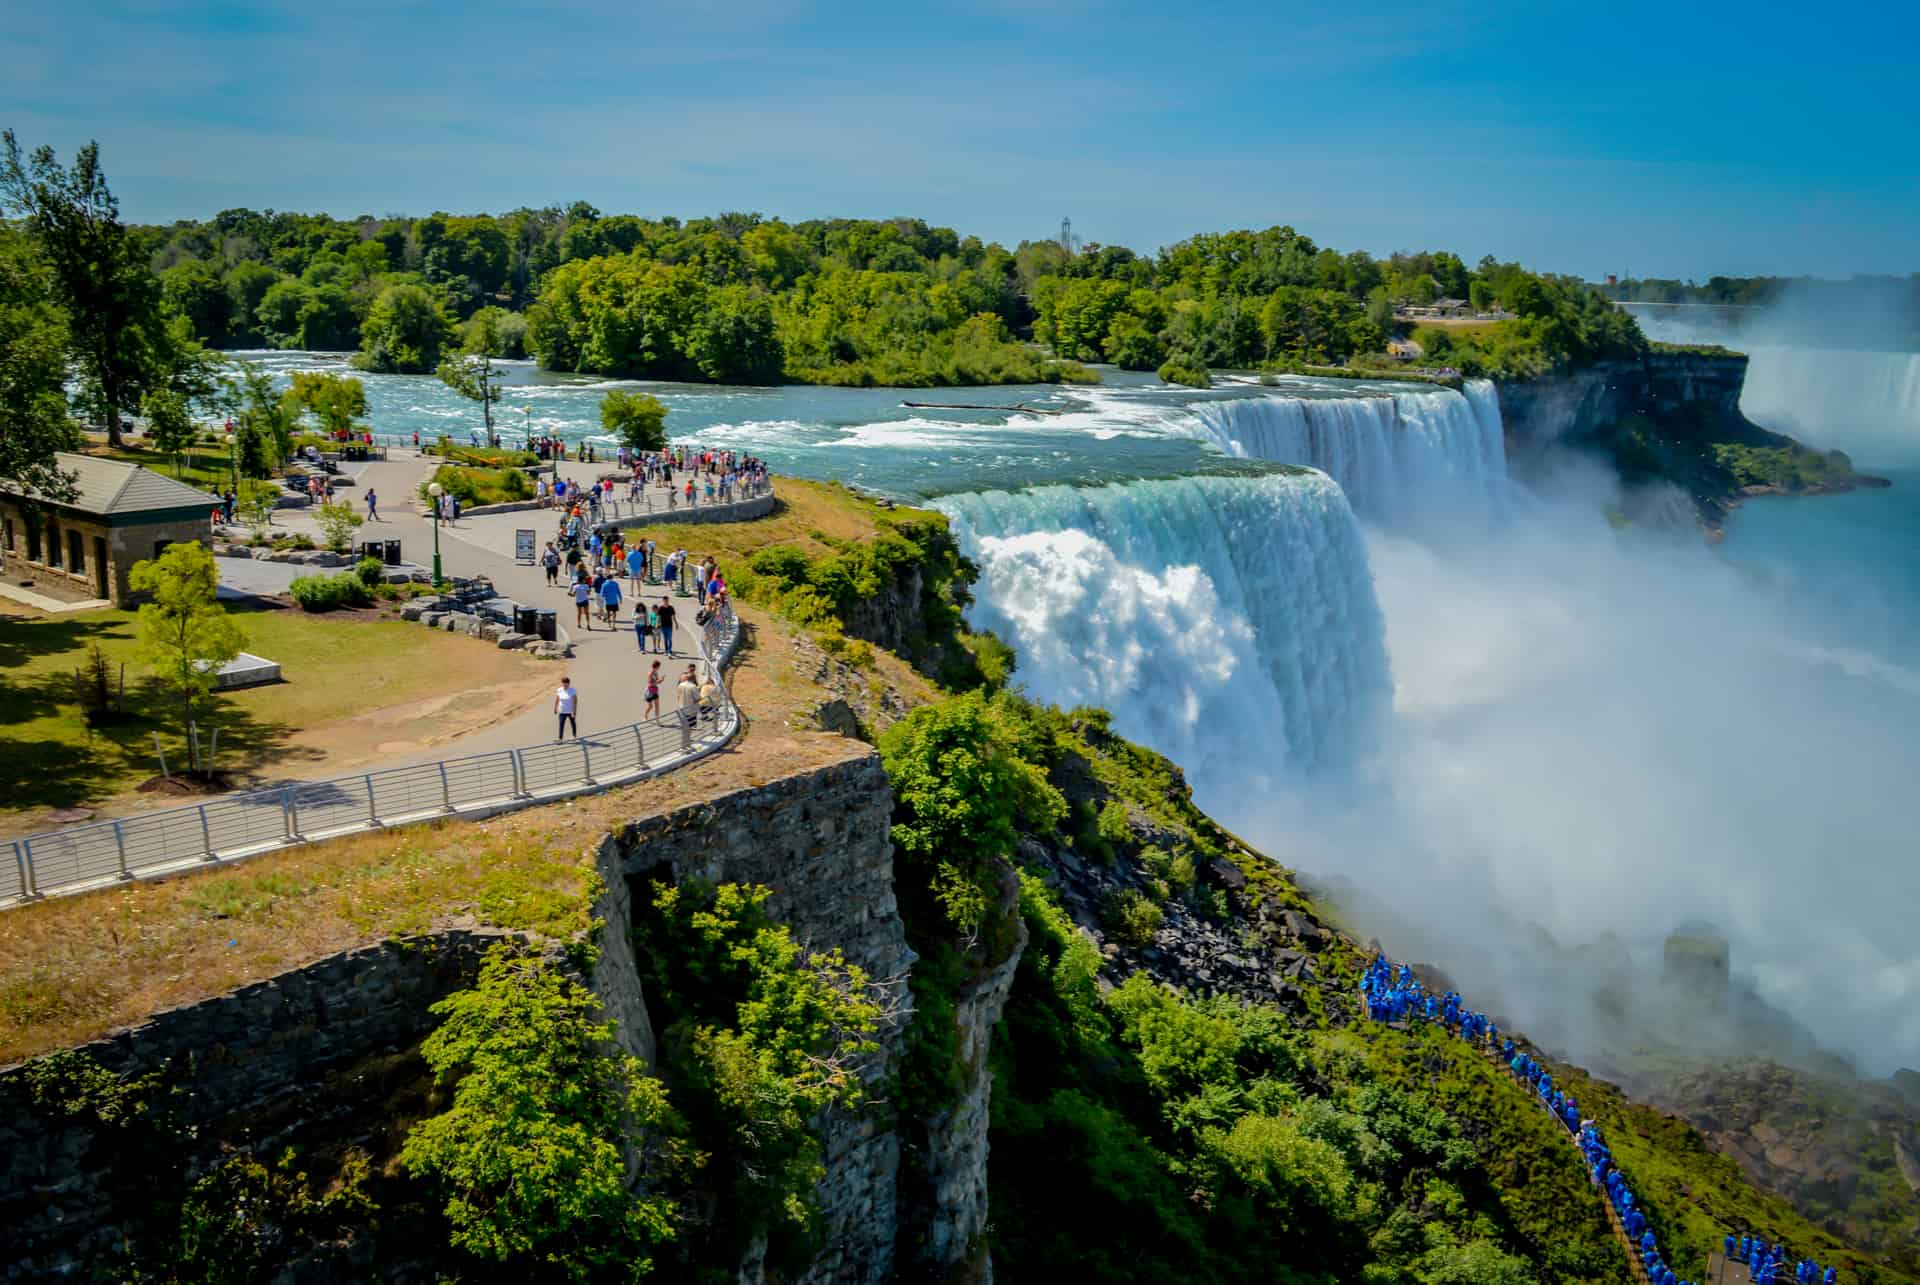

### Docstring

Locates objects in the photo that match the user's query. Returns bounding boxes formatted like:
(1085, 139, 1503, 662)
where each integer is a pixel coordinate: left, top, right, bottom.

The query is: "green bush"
(1100, 888, 1164, 947)
(1157, 354, 1211, 388)
(354, 556, 384, 587)
(402, 945, 682, 1279)
(289, 571, 372, 612)
(421, 463, 533, 507)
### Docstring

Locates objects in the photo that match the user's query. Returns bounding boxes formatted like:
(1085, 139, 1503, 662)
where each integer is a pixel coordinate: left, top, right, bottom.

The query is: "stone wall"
(609, 752, 914, 1285)
(0, 929, 505, 1278)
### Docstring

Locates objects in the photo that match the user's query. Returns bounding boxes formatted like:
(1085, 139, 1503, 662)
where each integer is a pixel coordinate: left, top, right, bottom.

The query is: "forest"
(134, 203, 1643, 385)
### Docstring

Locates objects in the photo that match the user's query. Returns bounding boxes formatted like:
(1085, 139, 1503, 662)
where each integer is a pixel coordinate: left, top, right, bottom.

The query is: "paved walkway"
(237, 449, 744, 769)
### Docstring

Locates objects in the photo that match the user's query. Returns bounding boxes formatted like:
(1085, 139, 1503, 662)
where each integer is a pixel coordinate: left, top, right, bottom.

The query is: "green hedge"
(289, 571, 373, 612)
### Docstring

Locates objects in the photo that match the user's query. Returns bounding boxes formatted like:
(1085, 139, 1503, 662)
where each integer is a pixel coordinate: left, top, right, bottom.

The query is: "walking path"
(4, 449, 771, 905)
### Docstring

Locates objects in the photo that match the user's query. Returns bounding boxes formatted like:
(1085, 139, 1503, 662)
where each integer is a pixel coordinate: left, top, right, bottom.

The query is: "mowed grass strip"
(0, 602, 544, 816)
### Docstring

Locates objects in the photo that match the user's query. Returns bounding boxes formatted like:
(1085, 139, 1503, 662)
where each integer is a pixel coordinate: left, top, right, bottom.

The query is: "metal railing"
(1, 604, 744, 907)
(568, 477, 774, 528)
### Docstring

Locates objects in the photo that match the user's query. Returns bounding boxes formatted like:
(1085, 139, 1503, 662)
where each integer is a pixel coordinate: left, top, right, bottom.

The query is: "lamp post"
(522, 405, 532, 450)
(428, 482, 445, 588)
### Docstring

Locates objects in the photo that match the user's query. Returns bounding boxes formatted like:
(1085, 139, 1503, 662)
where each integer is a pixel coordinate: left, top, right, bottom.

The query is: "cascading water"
(1739, 347, 1920, 463)
(937, 471, 1390, 814)
(1184, 380, 1509, 528)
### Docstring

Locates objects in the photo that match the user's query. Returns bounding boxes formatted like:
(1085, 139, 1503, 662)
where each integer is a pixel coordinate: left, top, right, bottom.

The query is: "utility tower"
(1059, 216, 1076, 255)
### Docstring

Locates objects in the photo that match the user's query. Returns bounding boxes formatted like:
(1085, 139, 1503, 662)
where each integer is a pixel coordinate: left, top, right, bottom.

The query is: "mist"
(1627, 280, 1920, 467)
(1238, 457, 1920, 1080)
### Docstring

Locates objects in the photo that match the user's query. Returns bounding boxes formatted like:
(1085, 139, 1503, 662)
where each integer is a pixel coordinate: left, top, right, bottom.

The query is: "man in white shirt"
(554, 676, 579, 741)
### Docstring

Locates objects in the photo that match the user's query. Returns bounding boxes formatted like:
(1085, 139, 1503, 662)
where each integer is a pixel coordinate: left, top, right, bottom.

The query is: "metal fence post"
(282, 785, 299, 839)
(633, 723, 647, 768)
(15, 840, 33, 899)
(364, 774, 379, 824)
(439, 761, 453, 812)
(198, 805, 215, 861)
(579, 739, 595, 785)
(511, 749, 528, 797)
(113, 821, 130, 880)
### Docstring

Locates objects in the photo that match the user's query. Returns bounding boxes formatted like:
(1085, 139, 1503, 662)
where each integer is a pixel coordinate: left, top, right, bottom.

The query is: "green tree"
(356, 282, 450, 373)
(878, 691, 1064, 934)
(129, 542, 247, 748)
(285, 370, 368, 438)
(222, 360, 298, 475)
(402, 946, 681, 1280)
(0, 223, 77, 501)
(0, 133, 179, 448)
(690, 284, 783, 383)
(140, 387, 197, 475)
(437, 307, 506, 442)
(314, 499, 363, 553)
(601, 389, 668, 453)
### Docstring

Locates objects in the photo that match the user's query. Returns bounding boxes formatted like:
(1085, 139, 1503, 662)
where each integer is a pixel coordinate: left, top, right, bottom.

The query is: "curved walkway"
(2, 449, 769, 906)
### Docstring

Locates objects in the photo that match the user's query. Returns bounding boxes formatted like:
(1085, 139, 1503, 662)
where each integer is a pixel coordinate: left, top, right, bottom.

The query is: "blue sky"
(6, 0, 1915, 279)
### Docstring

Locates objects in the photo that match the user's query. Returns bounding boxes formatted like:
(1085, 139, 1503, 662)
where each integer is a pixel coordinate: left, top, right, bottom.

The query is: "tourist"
(625, 541, 645, 593)
(635, 602, 654, 652)
(656, 595, 676, 655)
(572, 575, 593, 631)
(676, 664, 700, 749)
(699, 671, 718, 722)
(644, 661, 662, 719)
(365, 487, 379, 521)
(554, 676, 579, 741)
(543, 541, 561, 586)
(600, 571, 622, 625)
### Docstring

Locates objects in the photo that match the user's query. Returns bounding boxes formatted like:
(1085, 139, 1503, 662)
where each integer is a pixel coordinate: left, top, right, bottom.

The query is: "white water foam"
(938, 472, 1390, 810)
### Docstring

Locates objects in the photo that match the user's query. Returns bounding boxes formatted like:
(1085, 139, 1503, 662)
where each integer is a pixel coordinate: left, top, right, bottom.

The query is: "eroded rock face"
(1632, 1060, 1920, 1265)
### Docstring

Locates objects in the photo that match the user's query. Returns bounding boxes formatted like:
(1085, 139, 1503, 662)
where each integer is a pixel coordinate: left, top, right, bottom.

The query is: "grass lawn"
(630, 476, 933, 566)
(0, 600, 550, 823)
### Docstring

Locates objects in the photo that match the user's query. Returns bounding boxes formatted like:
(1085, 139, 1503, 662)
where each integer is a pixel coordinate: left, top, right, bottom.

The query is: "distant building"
(0, 453, 215, 606)
(1605, 273, 1619, 287)
(1386, 338, 1423, 361)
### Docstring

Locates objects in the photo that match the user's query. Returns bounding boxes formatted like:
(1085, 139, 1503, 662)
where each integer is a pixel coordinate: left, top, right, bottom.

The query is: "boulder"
(497, 632, 534, 650)
(311, 551, 349, 567)
(419, 612, 448, 628)
(400, 602, 429, 622)
(481, 623, 510, 643)
(529, 641, 573, 661)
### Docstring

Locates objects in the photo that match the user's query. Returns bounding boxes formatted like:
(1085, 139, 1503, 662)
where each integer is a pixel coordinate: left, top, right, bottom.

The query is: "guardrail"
(1, 603, 744, 908)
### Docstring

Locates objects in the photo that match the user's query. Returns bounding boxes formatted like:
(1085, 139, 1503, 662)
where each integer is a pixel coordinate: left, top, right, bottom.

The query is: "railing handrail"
(1, 601, 744, 908)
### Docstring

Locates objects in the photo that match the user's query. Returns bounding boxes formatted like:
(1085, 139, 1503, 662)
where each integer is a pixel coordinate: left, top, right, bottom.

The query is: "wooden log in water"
(901, 400, 1063, 416)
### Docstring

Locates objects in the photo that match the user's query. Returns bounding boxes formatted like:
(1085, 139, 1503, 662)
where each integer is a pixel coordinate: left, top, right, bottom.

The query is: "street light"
(522, 405, 532, 449)
(428, 481, 445, 588)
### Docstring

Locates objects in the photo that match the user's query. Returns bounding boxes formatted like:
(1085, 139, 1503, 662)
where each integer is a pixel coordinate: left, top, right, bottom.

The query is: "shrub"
(402, 946, 682, 1278)
(314, 499, 362, 553)
(1101, 888, 1165, 948)
(354, 556, 384, 587)
(289, 571, 372, 612)
(1158, 354, 1211, 388)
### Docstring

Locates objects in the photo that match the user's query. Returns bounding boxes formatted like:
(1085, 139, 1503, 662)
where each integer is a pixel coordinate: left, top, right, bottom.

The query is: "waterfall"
(1739, 346, 1920, 464)
(1184, 380, 1509, 527)
(937, 472, 1390, 807)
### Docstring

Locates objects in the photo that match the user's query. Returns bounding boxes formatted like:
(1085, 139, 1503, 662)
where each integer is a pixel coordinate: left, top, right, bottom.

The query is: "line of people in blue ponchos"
(1359, 953, 1840, 1285)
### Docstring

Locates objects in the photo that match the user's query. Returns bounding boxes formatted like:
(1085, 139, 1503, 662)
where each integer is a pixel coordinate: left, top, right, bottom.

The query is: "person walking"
(644, 661, 662, 719)
(554, 676, 579, 741)
(676, 664, 700, 750)
(635, 603, 654, 652)
(543, 541, 560, 586)
(572, 575, 592, 631)
(600, 571, 622, 626)
(699, 670, 718, 723)
(365, 487, 379, 521)
(655, 596, 676, 656)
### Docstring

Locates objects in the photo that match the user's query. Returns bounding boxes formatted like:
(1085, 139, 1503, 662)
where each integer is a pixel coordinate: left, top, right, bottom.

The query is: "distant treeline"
(135, 203, 1646, 384)
(1600, 273, 1919, 308)
(1600, 273, 1920, 349)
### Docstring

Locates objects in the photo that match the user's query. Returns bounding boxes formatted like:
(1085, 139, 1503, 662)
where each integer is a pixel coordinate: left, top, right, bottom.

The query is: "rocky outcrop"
(910, 869, 1028, 1284)
(610, 754, 915, 1285)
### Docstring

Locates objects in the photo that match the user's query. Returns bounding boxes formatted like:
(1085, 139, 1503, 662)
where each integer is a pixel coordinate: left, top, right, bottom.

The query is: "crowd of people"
(1361, 954, 1843, 1285)
(531, 447, 770, 516)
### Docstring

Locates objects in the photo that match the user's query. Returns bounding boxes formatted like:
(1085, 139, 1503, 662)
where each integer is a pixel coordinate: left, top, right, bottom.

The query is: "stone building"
(0, 453, 216, 606)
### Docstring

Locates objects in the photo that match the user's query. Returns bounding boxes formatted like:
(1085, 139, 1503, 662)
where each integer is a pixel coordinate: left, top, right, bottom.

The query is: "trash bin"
(359, 541, 382, 562)
(515, 605, 539, 635)
(536, 609, 557, 642)
(383, 539, 402, 566)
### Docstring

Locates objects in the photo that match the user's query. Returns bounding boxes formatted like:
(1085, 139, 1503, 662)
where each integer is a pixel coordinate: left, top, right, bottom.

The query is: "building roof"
(4, 452, 215, 519)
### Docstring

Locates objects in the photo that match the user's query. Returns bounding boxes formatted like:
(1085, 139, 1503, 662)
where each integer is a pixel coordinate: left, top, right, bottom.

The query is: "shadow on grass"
(0, 666, 323, 816)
